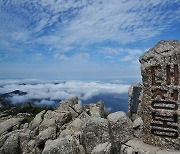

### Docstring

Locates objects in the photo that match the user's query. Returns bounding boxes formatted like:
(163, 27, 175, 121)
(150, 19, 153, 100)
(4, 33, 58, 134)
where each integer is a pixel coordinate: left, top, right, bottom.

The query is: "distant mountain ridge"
(0, 90, 28, 107)
(0, 90, 61, 108)
(0, 90, 128, 112)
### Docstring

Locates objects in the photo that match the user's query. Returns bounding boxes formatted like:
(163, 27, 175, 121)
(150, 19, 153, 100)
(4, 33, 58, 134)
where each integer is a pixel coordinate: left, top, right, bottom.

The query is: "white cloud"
(120, 49, 143, 62)
(0, 79, 55, 86)
(0, 0, 179, 79)
(54, 54, 69, 60)
(35, 100, 56, 106)
(0, 0, 179, 53)
(95, 47, 143, 64)
(0, 80, 130, 105)
(96, 47, 123, 55)
(54, 52, 90, 61)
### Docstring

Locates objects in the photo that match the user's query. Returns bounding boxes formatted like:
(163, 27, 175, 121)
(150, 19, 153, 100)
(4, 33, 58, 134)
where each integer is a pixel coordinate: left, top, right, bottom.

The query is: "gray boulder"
(30, 110, 46, 130)
(42, 137, 80, 154)
(133, 117, 143, 129)
(91, 142, 112, 154)
(39, 118, 56, 131)
(56, 97, 84, 119)
(96, 100, 109, 118)
(18, 130, 31, 154)
(59, 129, 74, 138)
(0, 130, 26, 150)
(56, 96, 78, 113)
(78, 111, 90, 120)
(35, 127, 56, 147)
(82, 117, 110, 154)
(107, 111, 133, 153)
(67, 118, 83, 132)
(132, 117, 144, 138)
(1, 133, 20, 154)
(89, 104, 103, 118)
(85, 101, 109, 118)
(59, 129, 83, 146)
(74, 103, 84, 114)
(0, 118, 24, 135)
(44, 110, 71, 125)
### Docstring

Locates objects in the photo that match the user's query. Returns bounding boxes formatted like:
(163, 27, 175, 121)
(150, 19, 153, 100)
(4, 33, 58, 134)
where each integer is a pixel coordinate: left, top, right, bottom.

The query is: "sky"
(0, 0, 180, 81)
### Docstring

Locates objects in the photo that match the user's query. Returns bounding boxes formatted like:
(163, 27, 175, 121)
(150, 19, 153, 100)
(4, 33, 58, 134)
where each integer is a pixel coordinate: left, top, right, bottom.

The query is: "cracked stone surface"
(139, 40, 180, 150)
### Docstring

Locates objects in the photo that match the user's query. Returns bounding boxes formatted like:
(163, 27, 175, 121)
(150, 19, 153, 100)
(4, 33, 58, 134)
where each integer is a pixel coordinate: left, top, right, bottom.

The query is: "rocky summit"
(0, 41, 180, 154)
(0, 96, 131, 154)
(0, 95, 179, 154)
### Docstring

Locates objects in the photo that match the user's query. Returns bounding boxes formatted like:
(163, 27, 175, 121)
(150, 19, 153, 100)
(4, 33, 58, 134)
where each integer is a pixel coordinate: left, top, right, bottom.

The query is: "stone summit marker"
(139, 40, 180, 150)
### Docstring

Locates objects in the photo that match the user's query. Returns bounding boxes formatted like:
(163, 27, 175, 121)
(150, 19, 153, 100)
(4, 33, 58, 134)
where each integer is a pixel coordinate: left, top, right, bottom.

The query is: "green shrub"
(24, 115, 36, 123)
(35, 127, 40, 136)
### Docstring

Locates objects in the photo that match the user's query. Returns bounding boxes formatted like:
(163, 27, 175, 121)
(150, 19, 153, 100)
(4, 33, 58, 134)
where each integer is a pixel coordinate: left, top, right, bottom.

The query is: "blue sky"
(0, 0, 180, 80)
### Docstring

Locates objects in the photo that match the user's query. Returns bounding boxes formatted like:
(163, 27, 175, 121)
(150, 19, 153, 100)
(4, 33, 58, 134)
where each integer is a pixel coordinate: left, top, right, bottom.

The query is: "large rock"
(67, 118, 83, 132)
(56, 96, 78, 113)
(35, 127, 56, 148)
(96, 100, 109, 118)
(0, 118, 24, 135)
(24, 140, 36, 154)
(133, 117, 143, 129)
(30, 110, 46, 130)
(18, 130, 31, 154)
(2, 133, 20, 154)
(42, 137, 80, 154)
(0, 130, 30, 154)
(43, 110, 72, 127)
(91, 142, 112, 154)
(56, 97, 84, 119)
(139, 40, 180, 149)
(68, 104, 82, 119)
(39, 118, 56, 131)
(85, 101, 109, 118)
(0, 130, 25, 149)
(74, 103, 84, 114)
(107, 111, 133, 153)
(88, 104, 103, 118)
(132, 117, 144, 138)
(78, 111, 90, 120)
(0, 129, 30, 154)
(82, 117, 110, 154)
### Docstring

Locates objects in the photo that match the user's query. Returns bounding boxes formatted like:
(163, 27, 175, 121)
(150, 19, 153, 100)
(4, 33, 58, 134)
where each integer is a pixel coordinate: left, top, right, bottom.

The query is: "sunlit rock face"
(139, 40, 180, 150)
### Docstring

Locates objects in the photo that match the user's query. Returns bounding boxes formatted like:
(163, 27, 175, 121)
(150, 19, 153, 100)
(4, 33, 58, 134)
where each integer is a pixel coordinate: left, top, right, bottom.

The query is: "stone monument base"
(121, 138, 180, 154)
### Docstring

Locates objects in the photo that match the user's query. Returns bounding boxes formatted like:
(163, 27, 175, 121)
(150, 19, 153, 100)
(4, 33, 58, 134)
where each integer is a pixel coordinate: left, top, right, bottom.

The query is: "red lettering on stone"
(151, 66, 161, 86)
(152, 89, 167, 100)
(166, 65, 179, 85)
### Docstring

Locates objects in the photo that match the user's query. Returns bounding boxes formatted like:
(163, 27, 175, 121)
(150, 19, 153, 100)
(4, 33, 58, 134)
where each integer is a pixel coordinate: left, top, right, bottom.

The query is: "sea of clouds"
(0, 79, 130, 106)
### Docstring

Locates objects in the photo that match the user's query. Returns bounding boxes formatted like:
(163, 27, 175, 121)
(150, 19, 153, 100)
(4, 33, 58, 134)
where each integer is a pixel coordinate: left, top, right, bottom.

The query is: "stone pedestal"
(139, 41, 180, 149)
(121, 138, 180, 154)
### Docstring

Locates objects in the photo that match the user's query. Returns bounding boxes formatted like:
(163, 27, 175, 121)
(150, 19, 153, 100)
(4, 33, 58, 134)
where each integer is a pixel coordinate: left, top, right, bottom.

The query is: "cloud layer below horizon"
(0, 79, 130, 106)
